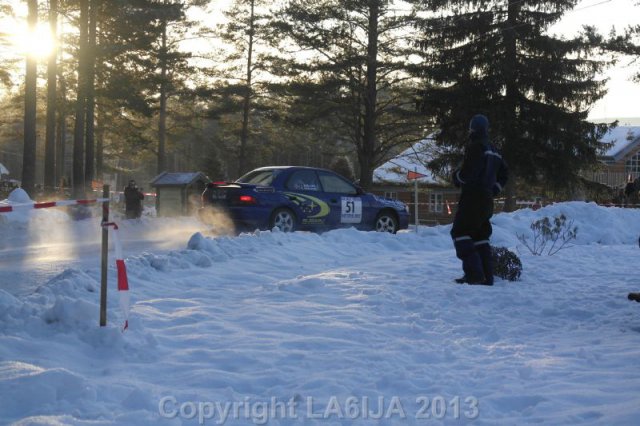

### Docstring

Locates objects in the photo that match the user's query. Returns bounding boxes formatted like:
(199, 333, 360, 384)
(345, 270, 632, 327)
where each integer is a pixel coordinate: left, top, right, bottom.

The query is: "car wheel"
(375, 211, 398, 234)
(270, 208, 296, 232)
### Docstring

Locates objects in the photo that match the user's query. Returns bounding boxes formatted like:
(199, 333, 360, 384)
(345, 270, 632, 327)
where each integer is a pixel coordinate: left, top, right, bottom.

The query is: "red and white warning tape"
(102, 221, 130, 331)
(0, 197, 110, 213)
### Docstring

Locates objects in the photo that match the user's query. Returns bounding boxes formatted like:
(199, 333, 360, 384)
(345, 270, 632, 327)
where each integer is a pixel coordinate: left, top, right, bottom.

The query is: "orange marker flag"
(407, 170, 428, 180)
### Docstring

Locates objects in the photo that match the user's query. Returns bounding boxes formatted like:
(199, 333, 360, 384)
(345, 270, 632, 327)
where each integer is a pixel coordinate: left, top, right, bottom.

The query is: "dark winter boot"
(453, 238, 485, 284)
(629, 293, 640, 303)
(476, 242, 494, 286)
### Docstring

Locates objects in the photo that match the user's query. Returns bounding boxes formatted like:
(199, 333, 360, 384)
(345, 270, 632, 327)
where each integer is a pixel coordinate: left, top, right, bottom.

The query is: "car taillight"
(238, 195, 257, 204)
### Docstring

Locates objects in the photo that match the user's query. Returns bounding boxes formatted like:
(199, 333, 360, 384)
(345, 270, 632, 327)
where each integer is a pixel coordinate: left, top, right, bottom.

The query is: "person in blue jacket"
(451, 114, 508, 285)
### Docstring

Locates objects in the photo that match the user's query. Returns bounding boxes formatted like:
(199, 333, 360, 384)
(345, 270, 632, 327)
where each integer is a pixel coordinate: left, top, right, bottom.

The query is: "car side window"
(318, 172, 358, 195)
(286, 170, 321, 191)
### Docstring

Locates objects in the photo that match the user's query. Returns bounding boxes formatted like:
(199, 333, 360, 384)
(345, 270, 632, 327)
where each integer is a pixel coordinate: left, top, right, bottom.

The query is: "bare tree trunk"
(96, 111, 103, 178)
(44, 0, 58, 194)
(95, 3, 104, 180)
(72, 0, 89, 197)
(239, 0, 255, 175)
(56, 55, 67, 188)
(358, 1, 379, 191)
(157, 16, 168, 174)
(22, 0, 38, 197)
(502, 0, 520, 212)
(84, 0, 97, 187)
(55, 16, 66, 189)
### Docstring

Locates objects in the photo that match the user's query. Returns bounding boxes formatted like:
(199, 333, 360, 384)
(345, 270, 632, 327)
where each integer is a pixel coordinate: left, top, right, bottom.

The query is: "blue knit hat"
(469, 114, 489, 136)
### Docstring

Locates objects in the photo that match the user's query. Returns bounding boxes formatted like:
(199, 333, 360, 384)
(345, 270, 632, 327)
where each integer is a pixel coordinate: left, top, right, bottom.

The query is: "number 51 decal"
(341, 197, 362, 223)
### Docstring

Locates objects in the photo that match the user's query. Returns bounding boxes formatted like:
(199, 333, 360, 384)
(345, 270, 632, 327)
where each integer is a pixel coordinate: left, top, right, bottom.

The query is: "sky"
(2, 197, 640, 424)
(550, 0, 640, 121)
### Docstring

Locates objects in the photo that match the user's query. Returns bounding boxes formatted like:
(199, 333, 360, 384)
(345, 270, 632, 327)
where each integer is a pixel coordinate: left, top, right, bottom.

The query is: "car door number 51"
(341, 197, 362, 223)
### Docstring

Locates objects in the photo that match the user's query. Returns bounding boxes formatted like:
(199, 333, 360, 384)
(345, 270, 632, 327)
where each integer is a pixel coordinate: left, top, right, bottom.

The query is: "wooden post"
(99, 184, 109, 326)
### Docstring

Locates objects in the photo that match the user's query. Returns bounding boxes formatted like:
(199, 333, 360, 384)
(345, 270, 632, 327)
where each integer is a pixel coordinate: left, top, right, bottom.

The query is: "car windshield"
(236, 169, 281, 186)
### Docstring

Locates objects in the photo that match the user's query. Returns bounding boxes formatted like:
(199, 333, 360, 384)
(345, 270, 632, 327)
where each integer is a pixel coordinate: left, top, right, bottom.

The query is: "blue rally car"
(200, 166, 409, 233)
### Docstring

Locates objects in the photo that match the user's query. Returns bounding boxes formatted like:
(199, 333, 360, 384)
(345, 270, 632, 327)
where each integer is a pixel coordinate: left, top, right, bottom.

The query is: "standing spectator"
(624, 179, 637, 207)
(124, 180, 144, 219)
(451, 114, 508, 285)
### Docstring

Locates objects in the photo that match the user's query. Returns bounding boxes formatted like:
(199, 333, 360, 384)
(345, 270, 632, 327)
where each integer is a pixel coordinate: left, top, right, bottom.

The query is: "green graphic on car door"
(283, 192, 330, 224)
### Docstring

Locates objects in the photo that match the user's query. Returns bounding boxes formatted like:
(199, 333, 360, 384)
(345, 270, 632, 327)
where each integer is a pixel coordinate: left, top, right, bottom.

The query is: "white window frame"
(625, 151, 640, 175)
(428, 192, 443, 213)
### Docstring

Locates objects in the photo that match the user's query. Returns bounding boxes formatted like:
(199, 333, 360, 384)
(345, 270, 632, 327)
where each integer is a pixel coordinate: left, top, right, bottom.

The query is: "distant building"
(583, 126, 640, 188)
(371, 135, 458, 225)
(371, 126, 640, 222)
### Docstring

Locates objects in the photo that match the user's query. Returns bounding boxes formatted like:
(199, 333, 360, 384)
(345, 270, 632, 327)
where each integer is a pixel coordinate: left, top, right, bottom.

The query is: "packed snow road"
(0, 212, 209, 296)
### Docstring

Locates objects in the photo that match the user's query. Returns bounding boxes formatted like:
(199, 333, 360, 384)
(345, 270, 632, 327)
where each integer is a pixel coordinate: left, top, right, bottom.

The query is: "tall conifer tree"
(22, 0, 38, 196)
(273, 0, 424, 190)
(204, 0, 277, 176)
(608, 1, 640, 84)
(413, 0, 611, 206)
(44, 0, 58, 193)
(150, 0, 204, 174)
(72, 0, 89, 197)
(0, 2, 16, 86)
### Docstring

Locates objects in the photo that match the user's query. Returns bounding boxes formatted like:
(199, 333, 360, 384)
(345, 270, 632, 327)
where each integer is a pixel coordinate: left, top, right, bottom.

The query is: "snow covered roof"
(373, 126, 640, 185)
(373, 136, 441, 184)
(150, 172, 209, 187)
(601, 126, 640, 161)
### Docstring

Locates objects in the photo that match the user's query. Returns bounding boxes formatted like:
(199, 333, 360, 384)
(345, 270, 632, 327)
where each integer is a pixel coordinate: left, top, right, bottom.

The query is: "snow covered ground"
(1, 198, 640, 425)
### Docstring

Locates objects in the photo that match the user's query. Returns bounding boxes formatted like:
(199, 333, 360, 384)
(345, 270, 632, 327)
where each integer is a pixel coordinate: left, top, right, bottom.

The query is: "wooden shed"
(150, 172, 209, 217)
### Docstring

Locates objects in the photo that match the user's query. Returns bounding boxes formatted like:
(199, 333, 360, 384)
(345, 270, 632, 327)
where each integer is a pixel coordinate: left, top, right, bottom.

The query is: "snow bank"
(1, 201, 640, 424)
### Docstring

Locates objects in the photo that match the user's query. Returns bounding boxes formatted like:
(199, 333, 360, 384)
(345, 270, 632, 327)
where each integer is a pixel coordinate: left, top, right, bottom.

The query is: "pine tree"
(84, 0, 97, 188)
(44, 0, 58, 193)
(72, 0, 89, 197)
(71, 0, 176, 182)
(413, 0, 611, 208)
(272, 0, 424, 190)
(22, 0, 38, 197)
(149, 0, 205, 175)
(203, 0, 278, 176)
(0, 2, 17, 87)
(607, 1, 640, 83)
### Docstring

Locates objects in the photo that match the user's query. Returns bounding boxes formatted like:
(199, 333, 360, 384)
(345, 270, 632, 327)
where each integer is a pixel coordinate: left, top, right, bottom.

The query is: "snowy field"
(1, 197, 640, 425)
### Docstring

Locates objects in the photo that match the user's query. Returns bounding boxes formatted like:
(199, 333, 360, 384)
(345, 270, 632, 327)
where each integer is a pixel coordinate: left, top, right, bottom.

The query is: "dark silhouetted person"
(624, 179, 637, 207)
(124, 180, 144, 219)
(451, 114, 508, 285)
